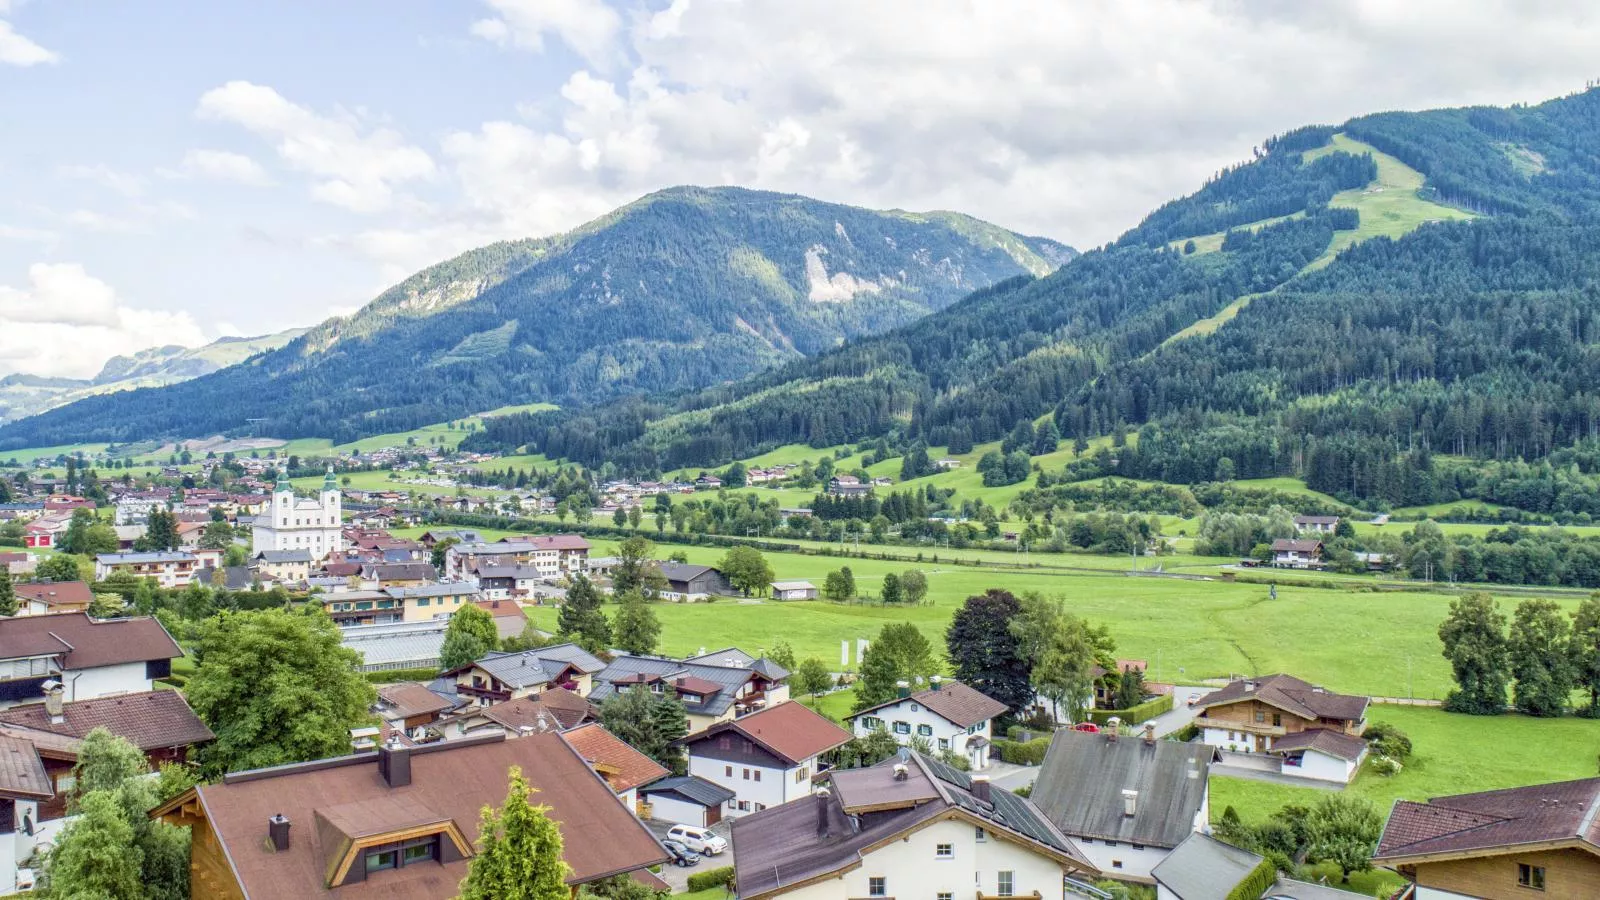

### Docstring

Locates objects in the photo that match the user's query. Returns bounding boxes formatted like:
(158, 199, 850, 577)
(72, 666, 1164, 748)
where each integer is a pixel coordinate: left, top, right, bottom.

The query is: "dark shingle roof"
(1270, 539, 1323, 553)
(1193, 674, 1368, 723)
(0, 733, 52, 800)
(1375, 777, 1600, 862)
(849, 680, 1008, 728)
(376, 682, 456, 720)
(641, 774, 736, 807)
(1030, 730, 1216, 848)
(0, 613, 182, 670)
(0, 689, 213, 750)
(1268, 728, 1368, 762)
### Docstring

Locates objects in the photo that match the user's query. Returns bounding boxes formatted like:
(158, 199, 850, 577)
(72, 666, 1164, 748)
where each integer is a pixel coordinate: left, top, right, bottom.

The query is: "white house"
(1270, 538, 1324, 568)
(685, 700, 851, 818)
(731, 752, 1098, 900)
(847, 677, 1006, 770)
(93, 550, 209, 588)
(1292, 514, 1341, 535)
(250, 469, 344, 561)
(1029, 728, 1219, 883)
(0, 612, 183, 709)
(1191, 674, 1369, 785)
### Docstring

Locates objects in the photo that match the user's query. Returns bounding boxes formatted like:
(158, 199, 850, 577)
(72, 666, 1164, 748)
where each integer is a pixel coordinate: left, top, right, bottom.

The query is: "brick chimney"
(815, 787, 832, 836)
(377, 736, 412, 788)
(268, 814, 291, 851)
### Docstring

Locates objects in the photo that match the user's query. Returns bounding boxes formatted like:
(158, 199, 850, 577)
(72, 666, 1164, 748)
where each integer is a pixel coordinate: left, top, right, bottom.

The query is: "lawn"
(1304, 134, 1476, 270)
(811, 685, 860, 724)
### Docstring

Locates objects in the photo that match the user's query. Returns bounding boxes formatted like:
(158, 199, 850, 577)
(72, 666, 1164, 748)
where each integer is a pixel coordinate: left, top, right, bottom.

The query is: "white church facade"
(251, 469, 344, 561)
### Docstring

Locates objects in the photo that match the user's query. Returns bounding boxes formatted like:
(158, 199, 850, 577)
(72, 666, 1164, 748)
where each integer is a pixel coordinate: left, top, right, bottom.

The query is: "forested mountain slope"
(0, 328, 306, 424)
(0, 187, 1070, 448)
(465, 88, 1600, 509)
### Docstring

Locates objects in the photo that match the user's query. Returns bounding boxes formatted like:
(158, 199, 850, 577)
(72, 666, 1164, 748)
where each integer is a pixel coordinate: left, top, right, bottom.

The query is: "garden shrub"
(687, 867, 734, 891)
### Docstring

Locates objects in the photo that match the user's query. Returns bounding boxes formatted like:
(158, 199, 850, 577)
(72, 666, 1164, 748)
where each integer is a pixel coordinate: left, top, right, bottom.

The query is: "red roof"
(1377, 777, 1600, 862)
(0, 690, 213, 751)
(696, 701, 851, 765)
(0, 612, 181, 669)
(13, 580, 94, 610)
(563, 723, 669, 794)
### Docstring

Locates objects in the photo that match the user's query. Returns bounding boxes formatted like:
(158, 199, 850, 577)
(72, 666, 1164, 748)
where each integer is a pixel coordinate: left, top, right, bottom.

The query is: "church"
(251, 468, 345, 561)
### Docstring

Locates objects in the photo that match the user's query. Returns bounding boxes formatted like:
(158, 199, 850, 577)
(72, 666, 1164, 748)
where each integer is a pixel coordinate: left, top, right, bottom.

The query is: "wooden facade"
(1400, 846, 1600, 900)
(156, 790, 248, 900)
(1197, 698, 1361, 743)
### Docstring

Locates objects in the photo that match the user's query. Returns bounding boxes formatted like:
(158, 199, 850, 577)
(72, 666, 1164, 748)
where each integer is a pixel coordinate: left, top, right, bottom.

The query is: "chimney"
(268, 814, 291, 851)
(1244, 681, 1256, 692)
(896, 680, 911, 699)
(892, 763, 909, 781)
(43, 681, 64, 725)
(1121, 790, 1139, 818)
(930, 676, 943, 691)
(815, 787, 832, 837)
(971, 775, 992, 805)
(1106, 716, 1121, 742)
(1143, 722, 1156, 745)
(377, 736, 412, 788)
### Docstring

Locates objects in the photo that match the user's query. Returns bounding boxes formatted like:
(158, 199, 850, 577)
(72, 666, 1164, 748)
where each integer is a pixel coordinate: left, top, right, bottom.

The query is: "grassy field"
(292, 468, 505, 498)
(1304, 134, 1476, 270)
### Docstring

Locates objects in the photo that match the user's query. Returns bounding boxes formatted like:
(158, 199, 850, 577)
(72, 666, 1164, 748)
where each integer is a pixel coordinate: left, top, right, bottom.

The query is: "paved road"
(645, 818, 734, 891)
(1148, 685, 1210, 737)
(1211, 762, 1341, 790)
(985, 760, 1040, 793)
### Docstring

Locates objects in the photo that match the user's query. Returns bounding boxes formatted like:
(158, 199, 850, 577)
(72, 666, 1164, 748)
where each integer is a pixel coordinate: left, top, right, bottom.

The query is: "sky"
(2, 1, 1599, 380)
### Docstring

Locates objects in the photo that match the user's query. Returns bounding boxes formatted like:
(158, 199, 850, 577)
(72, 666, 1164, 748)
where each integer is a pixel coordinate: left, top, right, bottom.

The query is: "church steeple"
(322, 465, 338, 492)
(275, 469, 292, 493)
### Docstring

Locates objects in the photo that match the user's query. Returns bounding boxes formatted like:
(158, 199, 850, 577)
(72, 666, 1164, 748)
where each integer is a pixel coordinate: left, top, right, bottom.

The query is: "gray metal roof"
(589, 653, 759, 716)
(466, 644, 607, 689)
(1152, 832, 1264, 899)
(1030, 730, 1216, 849)
(338, 620, 447, 670)
(384, 582, 482, 600)
(641, 774, 735, 807)
(255, 550, 312, 563)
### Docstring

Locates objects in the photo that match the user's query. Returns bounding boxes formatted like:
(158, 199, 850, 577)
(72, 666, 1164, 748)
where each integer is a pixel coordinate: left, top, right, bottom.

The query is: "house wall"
(689, 741, 805, 817)
(644, 793, 712, 828)
(3, 798, 41, 894)
(189, 814, 248, 900)
(69, 660, 155, 701)
(852, 698, 993, 761)
(761, 818, 1067, 900)
(1285, 748, 1357, 783)
(1072, 836, 1170, 883)
(1412, 848, 1600, 900)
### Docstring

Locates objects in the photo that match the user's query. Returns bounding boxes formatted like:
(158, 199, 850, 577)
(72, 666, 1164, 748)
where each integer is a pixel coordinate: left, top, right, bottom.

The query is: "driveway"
(1149, 685, 1210, 738)
(985, 760, 1040, 794)
(645, 817, 734, 891)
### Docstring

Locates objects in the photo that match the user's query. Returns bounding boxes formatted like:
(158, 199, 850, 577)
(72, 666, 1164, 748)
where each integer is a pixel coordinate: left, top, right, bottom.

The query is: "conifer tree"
(612, 589, 660, 656)
(557, 575, 611, 653)
(0, 567, 15, 616)
(458, 766, 570, 900)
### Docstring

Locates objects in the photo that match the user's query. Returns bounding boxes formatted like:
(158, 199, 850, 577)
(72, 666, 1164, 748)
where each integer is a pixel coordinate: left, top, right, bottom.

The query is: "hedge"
(1085, 693, 1173, 726)
(687, 867, 735, 891)
(992, 737, 1051, 766)
(1224, 860, 1278, 900)
(365, 668, 441, 684)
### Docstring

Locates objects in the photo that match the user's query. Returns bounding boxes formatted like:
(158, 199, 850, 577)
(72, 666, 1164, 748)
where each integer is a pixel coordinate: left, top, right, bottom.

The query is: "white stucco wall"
(757, 818, 1068, 900)
(1072, 838, 1170, 883)
(645, 794, 713, 828)
(852, 698, 993, 762)
(690, 755, 818, 817)
(1283, 748, 1358, 783)
(67, 661, 153, 701)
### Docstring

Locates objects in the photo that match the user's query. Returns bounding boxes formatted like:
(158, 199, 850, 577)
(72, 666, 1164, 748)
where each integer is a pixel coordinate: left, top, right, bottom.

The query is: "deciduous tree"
(612, 589, 660, 656)
(441, 603, 500, 671)
(899, 569, 928, 606)
(1509, 598, 1574, 717)
(717, 546, 774, 596)
(458, 766, 570, 900)
(1303, 794, 1383, 882)
(42, 790, 143, 900)
(794, 658, 834, 706)
(880, 573, 902, 604)
(1569, 593, 1600, 711)
(1438, 592, 1510, 715)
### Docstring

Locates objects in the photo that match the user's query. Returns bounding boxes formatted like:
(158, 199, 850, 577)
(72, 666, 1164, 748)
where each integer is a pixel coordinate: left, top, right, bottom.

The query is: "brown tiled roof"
(696, 701, 851, 766)
(0, 612, 181, 669)
(1193, 674, 1367, 722)
(563, 723, 668, 794)
(849, 680, 1010, 728)
(673, 675, 723, 696)
(1268, 728, 1368, 762)
(14, 580, 94, 609)
(0, 690, 213, 750)
(1271, 538, 1323, 553)
(482, 690, 597, 732)
(0, 723, 83, 759)
(0, 733, 52, 800)
(377, 683, 454, 721)
(169, 732, 667, 898)
(1376, 778, 1600, 862)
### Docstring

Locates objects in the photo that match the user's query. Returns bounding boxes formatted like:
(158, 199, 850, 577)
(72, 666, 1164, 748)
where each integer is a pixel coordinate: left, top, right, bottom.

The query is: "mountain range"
(457, 88, 1600, 511)
(0, 329, 306, 424)
(0, 187, 1071, 448)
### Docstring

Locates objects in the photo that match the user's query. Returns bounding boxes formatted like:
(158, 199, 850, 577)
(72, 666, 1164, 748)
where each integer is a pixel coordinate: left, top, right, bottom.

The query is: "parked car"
(661, 839, 701, 868)
(667, 824, 728, 855)
(1071, 722, 1100, 734)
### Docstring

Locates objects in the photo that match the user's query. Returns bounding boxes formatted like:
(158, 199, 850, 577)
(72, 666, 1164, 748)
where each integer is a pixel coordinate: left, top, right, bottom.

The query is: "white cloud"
(178, 149, 272, 186)
(196, 80, 435, 213)
(0, 18, 57, 66)
(470, 0, 622, 68)
(0, 264, 208, 378)
(58, 163, 145, 198)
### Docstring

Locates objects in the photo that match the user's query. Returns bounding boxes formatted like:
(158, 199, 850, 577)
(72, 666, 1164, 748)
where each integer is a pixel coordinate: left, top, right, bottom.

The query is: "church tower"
(274, 469, 294, 529)
(321, 467, 341, 522)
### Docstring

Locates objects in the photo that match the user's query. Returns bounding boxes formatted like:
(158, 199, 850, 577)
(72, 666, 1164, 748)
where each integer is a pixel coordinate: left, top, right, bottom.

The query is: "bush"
(992, 737, 1051, 766)
(1171, 722, 1200, 742)
(365, 668, 440, 684)
(687, 867, 735, 892)
(1085, 692, 1174, 726)
(1363, 721, 1413, 760)
(1224, 860, 1278, 900)
(1369, 756, 1404, 777)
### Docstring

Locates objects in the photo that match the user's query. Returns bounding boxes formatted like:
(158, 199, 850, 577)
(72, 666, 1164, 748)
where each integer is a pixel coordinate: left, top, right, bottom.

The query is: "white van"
(666, 824, 728, 856)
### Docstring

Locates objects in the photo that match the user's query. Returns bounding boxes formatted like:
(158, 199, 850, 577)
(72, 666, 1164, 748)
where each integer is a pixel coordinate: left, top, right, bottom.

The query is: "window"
(795, 767, 810, 783)
(738, 800, 751, 811)
(1131, 843, 1145, 851)
(743, 768, 751, 780)
(967, 724, 980, 735)
(754, 770, 761, 782)
(910, 703, 920, 712)
(727, 799, 738, 809)
(417, 598, 430, 607)
(974, 826, 986, 842)
(868, 877, 887, 897)
(861, 716, 882, 729)
(917, 724, 933, 737)
(997, 871, 1013, 897)
(938, 893, 953, 900)
(754, 803, 766, 812)
(893, 721, 911, 735)
(1272, 713, 1282, 727)
(938, 738, 950, 750)
(725, 765, 733, 777)
(1254, 710, 1265, 723)
(366, 850, 398, 873)
(1104, 840, 1118, 847)
(935, 842, 954, 859)
(1518, 864, 1545, 890)
(402, 842, 436, 865)
(1111, 860, 1123, 870)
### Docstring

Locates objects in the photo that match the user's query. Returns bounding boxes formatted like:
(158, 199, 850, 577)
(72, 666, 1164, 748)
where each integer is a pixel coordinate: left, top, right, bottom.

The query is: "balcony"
(456, 683, 511, 703)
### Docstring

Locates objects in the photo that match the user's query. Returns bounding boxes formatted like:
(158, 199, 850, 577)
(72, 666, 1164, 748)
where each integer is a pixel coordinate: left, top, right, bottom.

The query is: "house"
(0, 551, 34, 577)
(94, 550, 203, 587)
(321, 583, 481, 627)
(1191, 674, 1368, 783)
(651, 561, 735, 601)
(1270, 538, 1324, 569)
(1030, 727, 1219, 882)
(0, 687, 213, 820)
(640, 775, 737, 828)
(441, 688, 600, 740)
(338, 620, 449, 673)
(1374, 777, 1600, 900)
(935, 457, 962, 470)
(473, 565, 545, 600)
(375, 682, 458, 741)
(590, 650, 791, 732)
(24, 516, 69, 549)
(0, 613, 181, 708)
(0, 732, 52, 894)
(417, 529, 481, 548)
(685, 700, 852, 818)
(847, 677, 1007, 770)
(1153, 832, 1354, 900)
(443, 644, 608, 707)
(151, 731, 669, 899)
(826, 476, 873, 497)
(564, 722, 668, 813)
(1292, 515, 1341, 535)
(360, 561, 438, 586)
(1091, 659, 1150, 709)
(254, 548, 313, 582)
(732, 751, 1098, 900)
(771, 580, 818, 600)
(11, 580, 93, 616)
(473, 598, 530, 642)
